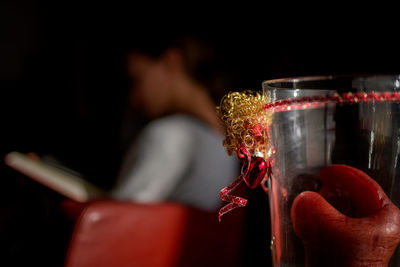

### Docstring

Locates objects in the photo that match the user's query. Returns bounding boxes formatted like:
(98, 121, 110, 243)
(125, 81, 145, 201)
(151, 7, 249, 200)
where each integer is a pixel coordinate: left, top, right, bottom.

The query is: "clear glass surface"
(262, 75, 400, 267)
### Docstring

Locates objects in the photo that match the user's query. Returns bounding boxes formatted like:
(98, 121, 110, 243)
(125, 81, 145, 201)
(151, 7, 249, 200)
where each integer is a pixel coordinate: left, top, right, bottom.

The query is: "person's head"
(124, 31, 223, 119)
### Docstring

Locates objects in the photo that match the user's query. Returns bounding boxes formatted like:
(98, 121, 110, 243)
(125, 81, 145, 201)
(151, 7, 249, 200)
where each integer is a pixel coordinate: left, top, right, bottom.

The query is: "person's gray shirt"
(111, 114, 238, 211)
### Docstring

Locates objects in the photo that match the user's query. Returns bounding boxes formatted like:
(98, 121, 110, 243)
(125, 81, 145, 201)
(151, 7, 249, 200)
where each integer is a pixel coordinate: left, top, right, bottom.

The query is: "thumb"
(291, 165, 400, 266)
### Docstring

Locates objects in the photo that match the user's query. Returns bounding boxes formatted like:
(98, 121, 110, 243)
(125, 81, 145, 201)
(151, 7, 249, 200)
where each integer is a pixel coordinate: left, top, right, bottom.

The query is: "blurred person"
(110, 32, 239, 211)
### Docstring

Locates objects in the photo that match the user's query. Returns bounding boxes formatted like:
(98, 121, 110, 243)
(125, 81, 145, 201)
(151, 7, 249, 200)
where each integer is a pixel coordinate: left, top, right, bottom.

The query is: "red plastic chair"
(63, 200, 245, 267)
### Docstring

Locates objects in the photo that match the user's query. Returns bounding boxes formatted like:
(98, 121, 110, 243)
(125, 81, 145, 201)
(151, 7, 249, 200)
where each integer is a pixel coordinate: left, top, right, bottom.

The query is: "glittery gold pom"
(216, 90, 271, 156)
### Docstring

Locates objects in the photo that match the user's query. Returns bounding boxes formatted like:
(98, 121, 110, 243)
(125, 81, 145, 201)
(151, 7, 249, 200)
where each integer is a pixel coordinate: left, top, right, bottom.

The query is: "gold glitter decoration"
(216, 90, 272, 156)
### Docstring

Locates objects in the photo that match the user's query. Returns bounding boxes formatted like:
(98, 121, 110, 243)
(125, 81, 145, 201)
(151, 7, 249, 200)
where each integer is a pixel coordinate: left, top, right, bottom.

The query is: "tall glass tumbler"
(262, 75, 400, 267)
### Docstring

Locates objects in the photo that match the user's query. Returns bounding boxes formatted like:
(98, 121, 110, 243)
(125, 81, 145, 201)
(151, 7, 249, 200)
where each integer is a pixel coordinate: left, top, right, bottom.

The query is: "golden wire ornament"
(216, 90, 272, 157)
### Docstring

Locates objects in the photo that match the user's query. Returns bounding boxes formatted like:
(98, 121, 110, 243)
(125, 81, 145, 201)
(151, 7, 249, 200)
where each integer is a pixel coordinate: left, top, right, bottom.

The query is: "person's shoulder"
(151, 114, 197, 125)
(145, 114, 198, 133)
(139, 115, 196, 146)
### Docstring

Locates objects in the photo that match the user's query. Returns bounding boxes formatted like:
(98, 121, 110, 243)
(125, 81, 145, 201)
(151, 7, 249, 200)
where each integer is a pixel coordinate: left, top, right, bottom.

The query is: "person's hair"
(121, 29, 228, 103)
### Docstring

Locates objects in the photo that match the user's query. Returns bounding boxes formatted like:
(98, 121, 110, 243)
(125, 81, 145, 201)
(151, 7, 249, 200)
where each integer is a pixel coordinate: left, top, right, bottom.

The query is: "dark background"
(2, 2, 400, 184)
(1, 1, 400, 266)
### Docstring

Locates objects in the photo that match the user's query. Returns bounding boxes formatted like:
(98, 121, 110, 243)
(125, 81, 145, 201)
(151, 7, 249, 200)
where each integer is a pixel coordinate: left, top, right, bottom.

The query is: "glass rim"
(262, 74, 400, 90)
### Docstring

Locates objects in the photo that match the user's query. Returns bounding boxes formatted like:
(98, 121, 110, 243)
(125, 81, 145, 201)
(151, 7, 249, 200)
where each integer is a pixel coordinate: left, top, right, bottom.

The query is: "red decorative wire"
(218, 146, 251, 221)
(218, 175, 248, 222)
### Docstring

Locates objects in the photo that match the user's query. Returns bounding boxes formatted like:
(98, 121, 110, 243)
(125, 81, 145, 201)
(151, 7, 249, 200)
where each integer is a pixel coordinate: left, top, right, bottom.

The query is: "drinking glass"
(262, 75, 400, 267)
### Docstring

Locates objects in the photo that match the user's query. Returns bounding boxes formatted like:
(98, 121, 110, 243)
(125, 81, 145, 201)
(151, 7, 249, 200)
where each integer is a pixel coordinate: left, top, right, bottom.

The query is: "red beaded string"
(263, 91, 400, 112)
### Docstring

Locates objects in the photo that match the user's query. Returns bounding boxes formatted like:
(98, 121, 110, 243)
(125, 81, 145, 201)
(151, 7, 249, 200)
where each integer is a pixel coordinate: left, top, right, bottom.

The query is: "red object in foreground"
(291, 165, 400, 267)
(64, 201, 245, 267)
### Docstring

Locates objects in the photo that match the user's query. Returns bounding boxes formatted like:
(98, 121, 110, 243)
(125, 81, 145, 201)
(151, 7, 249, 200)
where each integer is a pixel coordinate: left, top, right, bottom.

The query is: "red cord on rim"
(263, 91, 400, 113)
